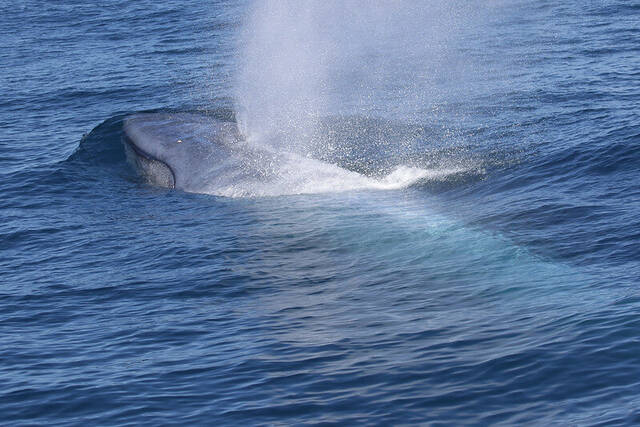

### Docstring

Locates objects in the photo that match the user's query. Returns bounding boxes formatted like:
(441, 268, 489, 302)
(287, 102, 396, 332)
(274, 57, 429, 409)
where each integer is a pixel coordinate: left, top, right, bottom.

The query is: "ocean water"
(1, 0, 640, 425)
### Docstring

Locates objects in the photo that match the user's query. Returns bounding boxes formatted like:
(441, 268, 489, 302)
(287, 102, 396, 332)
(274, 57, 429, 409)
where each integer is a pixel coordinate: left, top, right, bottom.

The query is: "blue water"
(2, 0, 640, 424)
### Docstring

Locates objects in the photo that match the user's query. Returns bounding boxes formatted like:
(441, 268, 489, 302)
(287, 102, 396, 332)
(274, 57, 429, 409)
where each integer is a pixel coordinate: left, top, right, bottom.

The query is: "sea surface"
(1, 0, 640, 425)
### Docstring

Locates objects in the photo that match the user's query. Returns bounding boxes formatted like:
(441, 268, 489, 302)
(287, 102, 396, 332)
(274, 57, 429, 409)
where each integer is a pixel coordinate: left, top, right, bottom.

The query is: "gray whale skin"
(123, 112, 243, 192)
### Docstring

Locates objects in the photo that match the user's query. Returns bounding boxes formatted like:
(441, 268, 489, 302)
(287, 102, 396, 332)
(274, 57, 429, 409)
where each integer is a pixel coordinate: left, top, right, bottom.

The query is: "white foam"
(201, 152, 461, 198)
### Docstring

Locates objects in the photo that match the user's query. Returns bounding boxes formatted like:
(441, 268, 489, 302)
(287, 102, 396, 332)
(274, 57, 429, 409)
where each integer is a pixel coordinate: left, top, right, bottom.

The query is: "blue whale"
(122, 112, 433, 197)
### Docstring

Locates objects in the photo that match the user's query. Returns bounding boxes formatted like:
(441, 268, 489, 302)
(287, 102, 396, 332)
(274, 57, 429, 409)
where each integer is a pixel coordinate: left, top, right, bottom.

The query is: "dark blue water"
(2, 0, 640, 424)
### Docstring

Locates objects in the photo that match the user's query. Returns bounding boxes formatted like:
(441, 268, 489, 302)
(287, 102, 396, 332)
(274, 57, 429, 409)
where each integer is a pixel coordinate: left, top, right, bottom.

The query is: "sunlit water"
(1, 0, 639, 424)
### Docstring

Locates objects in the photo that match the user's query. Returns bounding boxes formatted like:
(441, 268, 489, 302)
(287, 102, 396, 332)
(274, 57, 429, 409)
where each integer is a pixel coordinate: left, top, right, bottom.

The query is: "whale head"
(123, 113, 242, 190)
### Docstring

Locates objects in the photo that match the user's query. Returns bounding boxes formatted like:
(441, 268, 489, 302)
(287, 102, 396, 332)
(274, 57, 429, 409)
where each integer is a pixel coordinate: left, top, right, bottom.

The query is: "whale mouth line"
(123, 133, 177, 189)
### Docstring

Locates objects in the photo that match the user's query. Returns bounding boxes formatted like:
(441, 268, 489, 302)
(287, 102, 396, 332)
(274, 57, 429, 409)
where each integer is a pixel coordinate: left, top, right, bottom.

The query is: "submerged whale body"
(123, 112, 440, 197)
